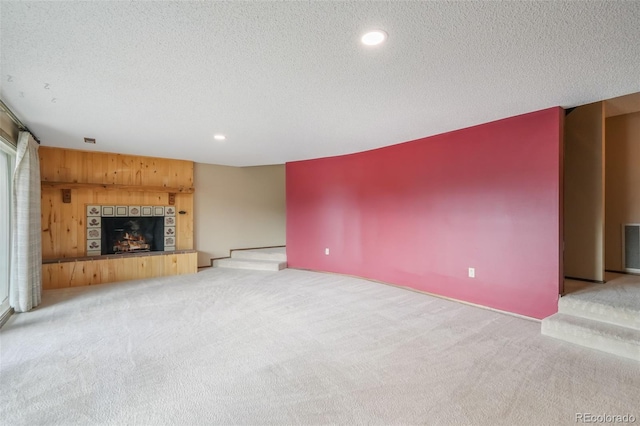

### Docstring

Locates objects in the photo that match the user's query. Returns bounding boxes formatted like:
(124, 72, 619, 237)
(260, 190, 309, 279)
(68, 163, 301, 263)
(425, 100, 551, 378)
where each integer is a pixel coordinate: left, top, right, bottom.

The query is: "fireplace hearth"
(86, 205, 176, 256)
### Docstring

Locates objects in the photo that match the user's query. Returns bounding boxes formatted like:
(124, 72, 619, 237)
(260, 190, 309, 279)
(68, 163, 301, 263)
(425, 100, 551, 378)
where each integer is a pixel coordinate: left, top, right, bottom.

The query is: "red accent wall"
(286, 107, 563, 319)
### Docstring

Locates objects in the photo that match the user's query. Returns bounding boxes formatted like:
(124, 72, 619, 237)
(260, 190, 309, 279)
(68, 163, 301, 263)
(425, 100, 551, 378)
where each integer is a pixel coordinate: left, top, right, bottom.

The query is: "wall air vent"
(84, 137, 96, 144)
(623, 224, 640, 273)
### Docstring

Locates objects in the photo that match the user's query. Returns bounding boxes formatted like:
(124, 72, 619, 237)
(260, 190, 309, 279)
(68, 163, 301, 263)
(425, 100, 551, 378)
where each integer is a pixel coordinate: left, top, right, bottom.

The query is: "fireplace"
(86, 205, 176, 256)
(102, 216, 164, 254)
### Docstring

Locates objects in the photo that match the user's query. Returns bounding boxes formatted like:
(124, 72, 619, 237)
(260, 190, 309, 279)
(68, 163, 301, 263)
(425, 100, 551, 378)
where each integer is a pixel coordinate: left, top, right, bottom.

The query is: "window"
(0, 138, 15, 317)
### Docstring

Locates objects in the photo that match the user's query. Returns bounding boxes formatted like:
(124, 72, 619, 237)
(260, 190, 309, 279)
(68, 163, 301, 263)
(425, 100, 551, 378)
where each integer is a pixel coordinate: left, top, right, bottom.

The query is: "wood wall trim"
(209, 245, 286, 266)
(604, 269, 629, 275)
(564, 276, 606, 284)
(231, 245, 286, 252)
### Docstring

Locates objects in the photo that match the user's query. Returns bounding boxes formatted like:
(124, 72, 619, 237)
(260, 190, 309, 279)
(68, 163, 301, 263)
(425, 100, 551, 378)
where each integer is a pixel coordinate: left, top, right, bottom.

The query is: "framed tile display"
(85, 205, 178, 255)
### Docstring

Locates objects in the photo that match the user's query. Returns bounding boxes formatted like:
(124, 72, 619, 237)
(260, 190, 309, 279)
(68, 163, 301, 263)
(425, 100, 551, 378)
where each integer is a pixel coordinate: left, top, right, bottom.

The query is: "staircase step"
(231, 247, 287, 262)
(558, 288, 640, 331)
(213, 258, 287, 271)
(542, 313, 640, 361)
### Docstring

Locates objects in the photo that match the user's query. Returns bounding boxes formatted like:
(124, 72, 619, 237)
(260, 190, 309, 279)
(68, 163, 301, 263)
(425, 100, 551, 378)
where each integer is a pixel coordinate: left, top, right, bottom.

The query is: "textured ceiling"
(1, 1, 640, 166)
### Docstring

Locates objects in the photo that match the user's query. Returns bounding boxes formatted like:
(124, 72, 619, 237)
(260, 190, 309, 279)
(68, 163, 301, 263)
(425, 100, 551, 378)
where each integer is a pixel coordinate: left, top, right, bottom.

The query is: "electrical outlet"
(468, 267, 475, 278)
(325, 248, 330, 255)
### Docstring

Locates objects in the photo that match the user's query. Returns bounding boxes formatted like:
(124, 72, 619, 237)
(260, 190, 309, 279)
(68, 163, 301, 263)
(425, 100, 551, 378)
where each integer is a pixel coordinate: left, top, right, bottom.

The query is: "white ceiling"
(1, 1, 640, 167)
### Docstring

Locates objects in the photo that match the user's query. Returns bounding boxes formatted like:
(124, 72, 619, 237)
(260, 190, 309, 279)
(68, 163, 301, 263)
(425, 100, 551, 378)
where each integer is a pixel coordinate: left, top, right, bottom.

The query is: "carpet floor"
(1, 268, 639, 425)
(561, 272, 640, 329)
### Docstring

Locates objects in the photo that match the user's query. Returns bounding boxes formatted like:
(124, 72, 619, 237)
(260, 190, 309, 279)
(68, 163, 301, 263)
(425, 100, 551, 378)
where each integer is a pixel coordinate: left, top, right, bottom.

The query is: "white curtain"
(10, 132, 41, 312)
(0, 145, 14, 314)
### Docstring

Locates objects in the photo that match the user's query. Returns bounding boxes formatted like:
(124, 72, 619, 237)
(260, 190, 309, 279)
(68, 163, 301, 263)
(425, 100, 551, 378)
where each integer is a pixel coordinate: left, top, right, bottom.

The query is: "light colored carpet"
(213, 248, 287, 271)
(543, 273, 640, 361)
(1, 268, 639, 425)
(542, 313, 640, 361)
(560, 273, 640, 330)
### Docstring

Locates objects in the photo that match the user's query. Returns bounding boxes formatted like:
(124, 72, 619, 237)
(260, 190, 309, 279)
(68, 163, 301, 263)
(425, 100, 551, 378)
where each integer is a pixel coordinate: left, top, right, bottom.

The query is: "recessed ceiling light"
(361, 30, 387, 46)
(214, 134, 226, 141)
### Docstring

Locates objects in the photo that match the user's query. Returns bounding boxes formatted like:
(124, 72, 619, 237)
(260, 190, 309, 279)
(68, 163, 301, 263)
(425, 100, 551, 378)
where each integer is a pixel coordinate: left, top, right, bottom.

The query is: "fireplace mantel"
(42, 181, 194, 205)
(41, 181, 194, 193)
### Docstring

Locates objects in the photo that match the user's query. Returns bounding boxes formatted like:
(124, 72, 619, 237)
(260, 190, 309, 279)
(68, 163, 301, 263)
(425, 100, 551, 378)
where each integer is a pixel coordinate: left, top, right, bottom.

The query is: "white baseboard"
(0, 307, 14, 329)
(291, 268, 542, 322)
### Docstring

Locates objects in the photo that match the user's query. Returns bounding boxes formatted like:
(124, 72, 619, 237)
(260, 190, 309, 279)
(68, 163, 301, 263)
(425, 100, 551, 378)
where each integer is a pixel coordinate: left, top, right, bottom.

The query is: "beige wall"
(194, 163, 286, 267)
(0, 110, 18, 145)
(564, 102, 605, 281)
(605, 112, 640, 271)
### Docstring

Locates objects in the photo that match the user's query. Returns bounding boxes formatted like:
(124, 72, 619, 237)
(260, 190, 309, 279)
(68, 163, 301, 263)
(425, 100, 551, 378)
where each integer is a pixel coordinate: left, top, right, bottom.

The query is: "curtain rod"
(0, 98, 40, 144)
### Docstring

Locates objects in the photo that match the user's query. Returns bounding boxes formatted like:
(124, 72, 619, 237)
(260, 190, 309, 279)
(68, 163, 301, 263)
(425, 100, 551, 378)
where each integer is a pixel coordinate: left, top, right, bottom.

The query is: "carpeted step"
(231, 247, 287, 262)
(558, 289, 640, 331)
(542, 313, 640, 361)
(213, 258, 287, 271)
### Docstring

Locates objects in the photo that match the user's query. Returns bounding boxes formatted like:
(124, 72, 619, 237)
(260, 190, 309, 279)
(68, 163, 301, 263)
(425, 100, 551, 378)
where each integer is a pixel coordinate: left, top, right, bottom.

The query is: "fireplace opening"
(102, 217, 165, 255)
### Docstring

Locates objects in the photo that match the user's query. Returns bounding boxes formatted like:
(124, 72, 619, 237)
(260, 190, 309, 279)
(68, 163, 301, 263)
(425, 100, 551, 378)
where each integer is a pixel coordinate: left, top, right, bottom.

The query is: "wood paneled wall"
(40, 147, 194, 259)
(39, 147, 197, 288)
(40, 147, 193, 187)
(43, 252, 198, 289)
